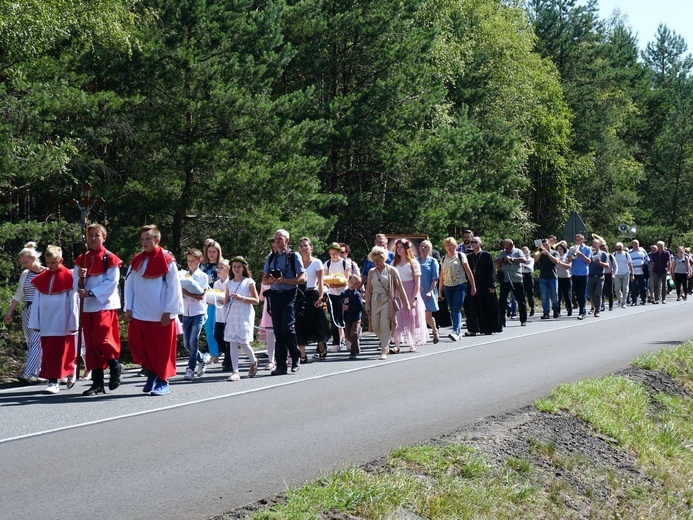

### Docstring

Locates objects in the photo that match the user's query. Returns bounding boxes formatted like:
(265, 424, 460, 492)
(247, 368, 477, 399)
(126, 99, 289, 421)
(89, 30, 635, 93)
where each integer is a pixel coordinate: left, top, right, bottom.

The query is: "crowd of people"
(5, 225, 691, 396)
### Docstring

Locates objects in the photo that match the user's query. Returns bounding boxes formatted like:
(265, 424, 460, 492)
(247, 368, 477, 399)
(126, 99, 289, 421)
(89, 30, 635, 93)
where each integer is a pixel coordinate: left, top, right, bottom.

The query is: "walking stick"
(69, 183, 104, 385)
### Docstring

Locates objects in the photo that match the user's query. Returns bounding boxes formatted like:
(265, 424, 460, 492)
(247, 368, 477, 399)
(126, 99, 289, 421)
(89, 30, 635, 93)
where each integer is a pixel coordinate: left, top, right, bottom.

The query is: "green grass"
(250, 342, 693, 519)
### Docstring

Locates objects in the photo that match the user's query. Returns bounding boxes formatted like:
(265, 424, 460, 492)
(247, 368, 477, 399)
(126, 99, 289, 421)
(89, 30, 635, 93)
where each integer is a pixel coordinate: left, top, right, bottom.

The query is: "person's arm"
(182, 288, 205, 301)
(428, 259, 439, 296)
(245, 281, 260, 305)
(463, 261, 476, 295)
(5, 271, 27, 321)
(438, 260, 445, 298)
(163, 262, 183, 326)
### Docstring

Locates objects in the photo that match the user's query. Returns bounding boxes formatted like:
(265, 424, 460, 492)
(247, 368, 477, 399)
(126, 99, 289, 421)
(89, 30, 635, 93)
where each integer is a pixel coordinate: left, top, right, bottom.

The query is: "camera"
(269, 268, 282, 279)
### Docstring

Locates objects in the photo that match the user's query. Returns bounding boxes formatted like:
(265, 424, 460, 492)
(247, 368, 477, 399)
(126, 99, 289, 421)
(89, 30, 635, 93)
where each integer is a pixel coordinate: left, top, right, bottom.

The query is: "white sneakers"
(184, 368, 195, 380)
(45, 382, 60, 394)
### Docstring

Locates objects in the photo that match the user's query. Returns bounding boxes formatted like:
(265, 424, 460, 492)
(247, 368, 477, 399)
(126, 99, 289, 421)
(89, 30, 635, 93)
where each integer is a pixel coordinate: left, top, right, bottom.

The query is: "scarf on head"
(75, 246, 123, 276)
(31, 264, 73, 295)
(129, 246, 175, 278)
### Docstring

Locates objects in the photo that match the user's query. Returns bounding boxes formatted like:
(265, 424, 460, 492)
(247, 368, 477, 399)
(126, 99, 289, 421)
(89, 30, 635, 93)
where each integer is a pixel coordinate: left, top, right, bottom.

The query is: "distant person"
(360, 234, 394, 281)
(392, 238, 428, 352)
(670, 246, 691, 301)
(29, 245, 79, 394)
(456, 229, 474, 255)
(555, 241, 573, 316)
(296, 237, 330, 362)
(364, 246, 409, 359)
(534, 239, 560, 319)
(125, 225, 183, 396)
(650, 241, 671, 304)
(496, 239, 527, 327)
(439, 237, 475, 340)
(586, 238, 610, 318)
(601, 243, 617, 311)
(223, 257, 259, 381)
(181, 248, 210, 381)
(612, 242, 633, 308)
(463, 237, 496, 336)
(417, 240, 440, 344)
(262, 229, 305, 375)
(5, 242, 46, 385)
(200, 240, 223, 363)
(339, 242, 359, 276)
(340, 274, 364, 359)
(324, 242, 350, 351)
(213, 260, 233, 372)
(521, 246, 535, 317)
(569, 234, 591, 319)
(628, 240, 648, 306)
(73, 223, 124, 396)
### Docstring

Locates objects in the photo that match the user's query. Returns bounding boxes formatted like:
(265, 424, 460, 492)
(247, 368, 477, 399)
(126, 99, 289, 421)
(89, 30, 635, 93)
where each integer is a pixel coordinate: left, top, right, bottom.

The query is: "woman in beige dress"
(365, 246, 410, 359)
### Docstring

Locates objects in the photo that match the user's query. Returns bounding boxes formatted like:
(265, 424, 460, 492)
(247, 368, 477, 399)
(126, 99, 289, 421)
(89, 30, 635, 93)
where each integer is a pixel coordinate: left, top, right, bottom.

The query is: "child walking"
(181, 249, 210, 381)
(28, 245, 79, 394)
(224, 257, 259, 381)
(212, 260, 232, 372)
(340, 274, 364, 359)
(258, 283, 276, 371)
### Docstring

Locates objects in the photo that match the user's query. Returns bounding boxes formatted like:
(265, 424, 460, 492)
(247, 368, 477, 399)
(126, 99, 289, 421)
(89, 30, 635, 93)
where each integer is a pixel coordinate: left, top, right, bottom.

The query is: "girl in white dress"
(223, 257, 259, 381)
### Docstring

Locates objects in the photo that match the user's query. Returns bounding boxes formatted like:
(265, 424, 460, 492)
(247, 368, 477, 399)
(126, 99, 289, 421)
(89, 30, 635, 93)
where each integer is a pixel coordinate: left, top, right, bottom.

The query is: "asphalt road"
(1, 301, 691, 520)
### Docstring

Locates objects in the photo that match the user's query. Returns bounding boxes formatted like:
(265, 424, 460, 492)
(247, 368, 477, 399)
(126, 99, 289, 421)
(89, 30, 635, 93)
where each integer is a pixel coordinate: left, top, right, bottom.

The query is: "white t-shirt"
(304, 258, 323, 289)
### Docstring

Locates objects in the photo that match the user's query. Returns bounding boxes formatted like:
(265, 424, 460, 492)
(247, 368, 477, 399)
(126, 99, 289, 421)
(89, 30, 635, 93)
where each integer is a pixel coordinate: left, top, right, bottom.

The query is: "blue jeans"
(539, 278, 558, 316)
(183, 314, 206, 371)
(444, 283, 467, 334)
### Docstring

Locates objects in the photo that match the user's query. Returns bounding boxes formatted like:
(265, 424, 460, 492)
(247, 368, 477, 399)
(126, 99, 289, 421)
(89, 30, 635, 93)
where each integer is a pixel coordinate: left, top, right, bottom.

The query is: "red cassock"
(30, 265, 78, 379)
(74, 247, 124, 370)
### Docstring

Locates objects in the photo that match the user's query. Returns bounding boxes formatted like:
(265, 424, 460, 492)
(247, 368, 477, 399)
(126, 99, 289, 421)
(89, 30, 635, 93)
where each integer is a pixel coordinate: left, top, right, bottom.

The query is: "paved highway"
(1, 301, 691, 519)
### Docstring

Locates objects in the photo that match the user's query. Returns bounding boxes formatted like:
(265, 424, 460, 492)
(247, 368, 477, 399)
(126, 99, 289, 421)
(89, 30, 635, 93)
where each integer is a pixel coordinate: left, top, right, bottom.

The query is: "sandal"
(388, 346, 400, 355)
(317, 345, 327, 361)
(433, 331, 439, 344)
(248, 361, 258, 378)
(265, 361, 276, 371)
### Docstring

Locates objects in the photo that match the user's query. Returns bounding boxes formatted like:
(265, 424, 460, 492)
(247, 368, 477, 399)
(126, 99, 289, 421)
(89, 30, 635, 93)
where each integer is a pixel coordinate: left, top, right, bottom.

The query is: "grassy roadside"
(225, 342, 693, 519)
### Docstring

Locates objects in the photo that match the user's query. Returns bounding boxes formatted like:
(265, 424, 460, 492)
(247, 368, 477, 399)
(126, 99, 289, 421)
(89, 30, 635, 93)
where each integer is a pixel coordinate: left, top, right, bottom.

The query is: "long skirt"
(393, 280, 428, 346)
(296, 288, 330, 345)
(464, 289, 502, 334)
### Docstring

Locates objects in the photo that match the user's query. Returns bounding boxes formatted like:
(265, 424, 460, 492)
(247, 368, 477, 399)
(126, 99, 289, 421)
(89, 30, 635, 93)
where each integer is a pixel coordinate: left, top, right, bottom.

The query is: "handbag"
(392, 296, 402, 312)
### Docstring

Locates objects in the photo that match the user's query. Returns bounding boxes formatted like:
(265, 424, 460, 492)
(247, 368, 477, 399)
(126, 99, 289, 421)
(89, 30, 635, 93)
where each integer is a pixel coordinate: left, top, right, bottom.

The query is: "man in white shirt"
(612, 242, 633, 308)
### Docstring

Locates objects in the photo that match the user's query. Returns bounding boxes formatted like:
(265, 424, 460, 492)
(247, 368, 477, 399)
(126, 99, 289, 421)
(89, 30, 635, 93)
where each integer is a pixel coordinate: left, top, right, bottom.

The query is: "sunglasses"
(471, 240, 479, 244)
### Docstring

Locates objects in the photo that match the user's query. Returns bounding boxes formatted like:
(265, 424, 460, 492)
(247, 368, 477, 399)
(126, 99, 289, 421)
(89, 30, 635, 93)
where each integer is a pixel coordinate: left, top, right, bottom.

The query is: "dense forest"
(2, 0, 693, 287)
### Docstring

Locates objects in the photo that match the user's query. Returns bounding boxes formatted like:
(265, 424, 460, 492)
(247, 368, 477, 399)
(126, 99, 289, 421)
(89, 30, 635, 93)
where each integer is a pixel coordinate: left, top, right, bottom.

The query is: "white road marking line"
(0, 303, 677, 445)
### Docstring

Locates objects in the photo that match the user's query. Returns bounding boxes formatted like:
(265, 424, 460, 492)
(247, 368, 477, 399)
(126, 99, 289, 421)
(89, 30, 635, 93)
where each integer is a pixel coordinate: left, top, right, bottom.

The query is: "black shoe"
(299, 356, 310, 364)
(221, 365, 233, 372)
(553, 310, 559, 318)
(529, 308, 535, 317)
(108, 362, 123, 391)
(291, 364, 300, 373)
(270, 368, 288, 376)
(82, 385, 106, 396)
(540, 315, 549, 320)
(567, 310, 572, 316)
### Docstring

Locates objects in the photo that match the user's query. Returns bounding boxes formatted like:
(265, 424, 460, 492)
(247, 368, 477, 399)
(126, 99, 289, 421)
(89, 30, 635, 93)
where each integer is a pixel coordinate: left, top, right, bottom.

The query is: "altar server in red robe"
(74, 223, 125, 396)
(124, 225, 183, 396)
(29, 245, 79, 394)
